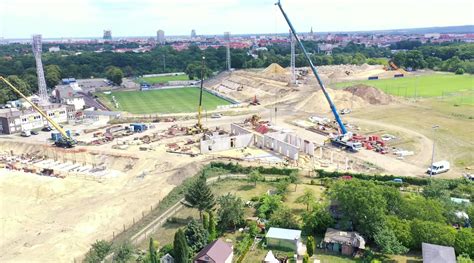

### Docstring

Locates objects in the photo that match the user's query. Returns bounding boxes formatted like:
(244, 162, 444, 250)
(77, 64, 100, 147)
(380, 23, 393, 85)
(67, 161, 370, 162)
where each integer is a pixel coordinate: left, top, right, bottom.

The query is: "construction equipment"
(187, 56, 208, 135)
(250, 95, 260, 106)
(0, 76, 76, 148)
(275, 1, 360, 152)
(244, 114, 261, 126)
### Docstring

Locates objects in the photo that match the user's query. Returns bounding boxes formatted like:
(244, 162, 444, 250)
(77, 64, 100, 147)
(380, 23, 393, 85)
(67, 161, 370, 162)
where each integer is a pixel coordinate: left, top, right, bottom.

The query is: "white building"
(48, 46, 61, 52)
(0, 104, 70, 134)
(53, 82, 85, 110)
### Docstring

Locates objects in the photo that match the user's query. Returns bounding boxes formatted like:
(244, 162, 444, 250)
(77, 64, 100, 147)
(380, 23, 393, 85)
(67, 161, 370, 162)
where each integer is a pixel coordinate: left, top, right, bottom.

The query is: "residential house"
(194, 239, 233, 263)
(322, 228, 365, 256)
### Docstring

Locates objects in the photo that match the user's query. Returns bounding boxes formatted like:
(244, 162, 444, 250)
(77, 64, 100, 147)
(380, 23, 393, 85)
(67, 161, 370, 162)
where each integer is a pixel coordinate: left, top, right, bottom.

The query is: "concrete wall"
(263, 134, 299, 160)
(230, 123, 252, 135)
(200, 133, 253, 154)
(285, 134, 315, 156)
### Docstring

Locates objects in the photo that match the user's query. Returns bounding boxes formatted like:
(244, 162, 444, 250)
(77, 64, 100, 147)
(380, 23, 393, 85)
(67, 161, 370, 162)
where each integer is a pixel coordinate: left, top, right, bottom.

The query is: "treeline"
(392, 42, 474, 73)
(1, 41, 473, 103)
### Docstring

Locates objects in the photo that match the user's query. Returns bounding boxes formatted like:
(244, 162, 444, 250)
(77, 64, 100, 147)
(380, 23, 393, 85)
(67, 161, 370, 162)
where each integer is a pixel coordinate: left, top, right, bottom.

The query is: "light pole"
(430, 125, 439, 177)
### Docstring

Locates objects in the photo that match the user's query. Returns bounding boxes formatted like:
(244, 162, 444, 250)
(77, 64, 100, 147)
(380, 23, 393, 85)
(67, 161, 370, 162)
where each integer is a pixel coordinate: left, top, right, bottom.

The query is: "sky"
(0, 0, 473, 39)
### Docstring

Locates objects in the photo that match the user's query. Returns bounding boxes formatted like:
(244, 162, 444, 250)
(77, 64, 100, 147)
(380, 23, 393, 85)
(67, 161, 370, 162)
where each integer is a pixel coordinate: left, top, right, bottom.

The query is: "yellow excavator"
(0, 76, 77, 148)
(187, 56, 208, 135)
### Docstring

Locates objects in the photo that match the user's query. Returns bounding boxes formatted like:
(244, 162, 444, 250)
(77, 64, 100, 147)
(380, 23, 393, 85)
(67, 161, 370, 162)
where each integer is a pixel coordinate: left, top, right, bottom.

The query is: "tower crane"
(0, 76, 77, 148)
(275, 1, 361, 152)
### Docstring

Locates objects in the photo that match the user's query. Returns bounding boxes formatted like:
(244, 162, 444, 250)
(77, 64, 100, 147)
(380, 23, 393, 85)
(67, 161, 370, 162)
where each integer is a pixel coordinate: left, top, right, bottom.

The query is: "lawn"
(335, 73, 474, 103)
(96, 87, 231, 114)
(138, 74, 189, 84)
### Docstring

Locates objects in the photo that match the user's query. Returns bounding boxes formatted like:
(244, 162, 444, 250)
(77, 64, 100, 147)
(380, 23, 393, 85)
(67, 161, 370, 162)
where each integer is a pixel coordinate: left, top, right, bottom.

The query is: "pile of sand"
(295, 89, 368, 113)
(344, 84, 393, 105)
(262, 63, 287, 74)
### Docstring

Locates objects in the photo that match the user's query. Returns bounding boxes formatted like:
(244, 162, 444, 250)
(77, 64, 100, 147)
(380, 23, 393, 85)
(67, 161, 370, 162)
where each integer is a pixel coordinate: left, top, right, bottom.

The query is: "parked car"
(42, 126, 52, 132)
(211, 113, 223, 119)
(31, 130, 39, 135)
(427, 161, 450, 175)
(20, 131, 31, 137)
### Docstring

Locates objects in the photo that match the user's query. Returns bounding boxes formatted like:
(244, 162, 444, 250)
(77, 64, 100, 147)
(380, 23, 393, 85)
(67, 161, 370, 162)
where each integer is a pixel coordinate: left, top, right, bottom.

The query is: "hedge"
(209, 162, 297, 176)
(315, 169, 469, 188)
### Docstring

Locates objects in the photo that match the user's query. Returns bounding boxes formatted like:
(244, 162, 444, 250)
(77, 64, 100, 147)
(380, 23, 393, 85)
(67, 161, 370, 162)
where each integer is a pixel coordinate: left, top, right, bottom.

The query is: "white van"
(427, 161, 450, 175)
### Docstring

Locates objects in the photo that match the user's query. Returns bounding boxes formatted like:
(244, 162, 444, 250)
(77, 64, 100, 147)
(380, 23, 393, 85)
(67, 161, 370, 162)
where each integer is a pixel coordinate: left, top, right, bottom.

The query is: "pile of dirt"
(295, 89, 369, 113)
(262, 63, 287, 74)
(344, 84, 393, 105)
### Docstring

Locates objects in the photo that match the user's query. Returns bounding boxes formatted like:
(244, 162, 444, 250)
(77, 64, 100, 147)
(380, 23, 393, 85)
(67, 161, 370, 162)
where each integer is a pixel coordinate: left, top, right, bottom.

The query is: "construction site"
(1, 7, 473, 263)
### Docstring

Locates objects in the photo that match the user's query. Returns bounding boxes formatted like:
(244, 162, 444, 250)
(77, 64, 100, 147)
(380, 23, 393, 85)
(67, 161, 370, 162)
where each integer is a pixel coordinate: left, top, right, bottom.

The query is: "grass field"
(96, 87, 231, 114)
(335, 73, 473, 104)
(138, 74, 189, 84)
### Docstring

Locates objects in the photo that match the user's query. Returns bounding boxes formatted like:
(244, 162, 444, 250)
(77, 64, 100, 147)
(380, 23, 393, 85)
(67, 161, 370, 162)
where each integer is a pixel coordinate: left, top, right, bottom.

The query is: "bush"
(455, 68, 465, 75)
(314, 169, 470, 187)
(209, 162, 297, 176)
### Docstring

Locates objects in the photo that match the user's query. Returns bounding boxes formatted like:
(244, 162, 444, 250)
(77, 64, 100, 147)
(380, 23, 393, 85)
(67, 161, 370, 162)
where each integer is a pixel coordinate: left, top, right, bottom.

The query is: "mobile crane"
(275, 1, 361, 152)
(187, 56, 208, 135)
(0, 76, 77, 148)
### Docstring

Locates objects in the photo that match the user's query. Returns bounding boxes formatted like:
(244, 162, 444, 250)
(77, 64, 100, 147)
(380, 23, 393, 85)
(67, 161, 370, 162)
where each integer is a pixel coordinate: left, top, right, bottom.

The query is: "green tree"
(208, 211, 217, 242)
(329, 180, 387, 239)
(302, 203, 334, 235)
(0, 75, 32, 104)
(148, 237, 158, 263)
(173, 229, 189, 263)
(257, 194, 282, 219)
(184, 174, 215, 219)
(217, 193, 245, 230)
(275, 179, 290, 196)
(289, 170, 300, 191)
(184, 219, 209, 253)
(306, 236, 315, 257)
(113, 242, 134, 263)
(386, 216, 413, 248)
(457, 254, 473, 263)
(202, 212, 209, 230)
(44, 64, 61, 88)
(105, 66, 123, 85)
(422, 180, 449, 199)
(247, 221, 259, 237)
(85, 240, 112, 263)
(351, 52, 367, 65)
(247, 169, 263, 186)
(374, 226, 409, 255)
(455, 228, 474, 258)
(268, 206, 299, 229)
(410, 219, 456, 249)
(399, 195, 446, 223)
(296, 188, 315, 211)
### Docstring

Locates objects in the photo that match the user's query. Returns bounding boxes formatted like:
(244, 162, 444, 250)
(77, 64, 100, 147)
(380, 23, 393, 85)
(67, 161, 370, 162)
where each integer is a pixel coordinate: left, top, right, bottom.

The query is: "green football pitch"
(335, 73, 473, 101)
(138, 74, 189, 84)
(97, 87, 232, 114)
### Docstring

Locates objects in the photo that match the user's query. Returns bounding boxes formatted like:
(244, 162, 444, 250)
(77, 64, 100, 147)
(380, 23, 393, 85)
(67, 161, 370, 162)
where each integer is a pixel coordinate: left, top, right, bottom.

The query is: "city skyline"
(1, 0, 473, 39)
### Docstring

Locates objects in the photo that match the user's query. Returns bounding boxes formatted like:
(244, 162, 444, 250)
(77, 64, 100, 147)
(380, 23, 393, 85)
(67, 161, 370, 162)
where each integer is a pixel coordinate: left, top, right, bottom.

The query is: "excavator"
(0, 76, 77, 148)
(276, 1, 361, 152)
(187, 56, 208, 135)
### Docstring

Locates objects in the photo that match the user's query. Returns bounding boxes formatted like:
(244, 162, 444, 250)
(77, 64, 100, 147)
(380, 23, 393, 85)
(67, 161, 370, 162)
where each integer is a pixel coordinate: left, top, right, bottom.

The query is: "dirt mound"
(295, 89, 369, 113)
(262, 63, 287, 74)
(344, 84, 393, 105)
